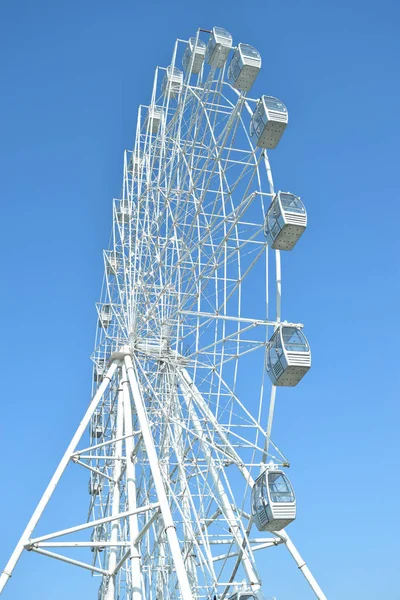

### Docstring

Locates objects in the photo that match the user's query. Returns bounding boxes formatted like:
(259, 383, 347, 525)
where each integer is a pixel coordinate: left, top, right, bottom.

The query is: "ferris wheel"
(0, 27, 327, 600)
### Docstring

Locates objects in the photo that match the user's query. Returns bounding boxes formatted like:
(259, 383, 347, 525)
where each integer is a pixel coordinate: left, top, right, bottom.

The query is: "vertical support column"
(0, 361, 118, 594)
(154, 362, 173, 596)
(155, 518, 168, 600)
(121, 365, 143, 600)
(124, 354, 194, 600)
(168, 368, 198, 590)
(106, 372, 125, 600)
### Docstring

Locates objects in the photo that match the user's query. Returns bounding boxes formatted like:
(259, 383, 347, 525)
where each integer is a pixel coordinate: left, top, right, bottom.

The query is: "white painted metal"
(124, 354, 194, 600)
(116, 200, 132, 224)
(105, 379, 124, 600)
(92, 412, 104, 438)
(228, 592, 257, 600)
(28, 504, 159, 544)
(29, 547, 111, 576)
(183, 37, 206, 74)
(264, 191, 307, 251)
(99, 303, 112, 328)
(179, 369, 262, 598)
(251, 468, 296, 532)
(228, 43, 261, 92)
(251, 96, 289, 149)
(161, 65, 183, 98)
(145, 106, 164, 134)
(266, 325, 311, 386)
(121, 364, 143, 600)
(0, 26, 328, 600)
(94, 358, 106, 382)
(105, 250, 121, 275)
(206, 26, 233, 68)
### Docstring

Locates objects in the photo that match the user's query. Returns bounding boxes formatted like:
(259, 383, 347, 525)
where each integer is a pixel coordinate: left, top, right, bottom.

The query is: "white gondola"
(92, 413, 104, 438)
(88, 475, 102, 496)
(162, 65, 183, 98)
(228, 44, 261, 92)
(99, 304, 112, 329)
(128, 151, 143, 176)
(264, 192, 307, 251)
(93, 358, 106, 382)
(206, 27, 232, 69)
(116, 204, 131, 224)
(251, 96, 288, 149)
(90, 525, 105, 552)
(266, 325, 311, 386)
(228, 593, 256, 600)
(252, 468, 296, 532)
(94, 424, 104, 438)
(183, 37, 206, 74)
(145, 106, 164, 134)
(105, 252, 121, 275)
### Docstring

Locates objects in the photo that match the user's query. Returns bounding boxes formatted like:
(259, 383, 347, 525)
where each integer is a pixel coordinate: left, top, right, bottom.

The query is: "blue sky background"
(0, 0, 399, 598)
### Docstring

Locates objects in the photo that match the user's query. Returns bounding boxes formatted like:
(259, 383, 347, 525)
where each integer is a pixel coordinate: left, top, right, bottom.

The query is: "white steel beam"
(111, 548, 131, 577)
(29, 547, 110, 576)
(168, 366, 198, 590)
(133, 508, 160, 546)
(72, 459, 116, 482)
(212, 539, 284, 562)
(178, 368, 251, 481)
(106, 374, 125, 600)
(121, 364, 143, 600)
(28, 504, 159, 545)
(73, 432, 141, 456)
(124, 353, 194, 600)
(35, 542, 129, 548)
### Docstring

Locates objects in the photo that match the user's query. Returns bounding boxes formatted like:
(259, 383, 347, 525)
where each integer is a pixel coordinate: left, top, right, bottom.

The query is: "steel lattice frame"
(0, 30, 327, 600)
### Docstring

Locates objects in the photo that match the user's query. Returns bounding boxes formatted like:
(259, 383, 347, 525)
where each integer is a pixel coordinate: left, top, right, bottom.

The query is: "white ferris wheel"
(0, 27, 327, 600)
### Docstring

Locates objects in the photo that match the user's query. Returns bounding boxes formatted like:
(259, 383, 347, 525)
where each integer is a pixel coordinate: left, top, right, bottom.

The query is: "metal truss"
(0, 28, 327, 600)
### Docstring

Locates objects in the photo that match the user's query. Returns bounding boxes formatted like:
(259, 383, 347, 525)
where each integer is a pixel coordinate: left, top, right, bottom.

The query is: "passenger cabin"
(92, 413, 104, 439)
(228, 593, 256, 600)
(266, 325, 311, 386)
(206, 27, 232, 68)
(88, 476, 102, 496)
(116, 204, 131, 224)
(128, 151, 143, 176)
(183, 37, 206, 74)
(106, 252, 120, 275)
(145, 106, 163, 134)
(228, 44, 261, 92)
(252, 468, 296, 532)
(162, 66, 183, 98)
(99, 304, 112, 329)
(93, 358, 106, 382)
(251, 96, 288, 149)
(90, 525, 105, 552)
(264, 192, 307, 251)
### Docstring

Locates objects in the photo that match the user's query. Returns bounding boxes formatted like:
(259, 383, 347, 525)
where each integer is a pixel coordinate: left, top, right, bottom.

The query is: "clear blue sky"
(0, 1, 399, 598)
